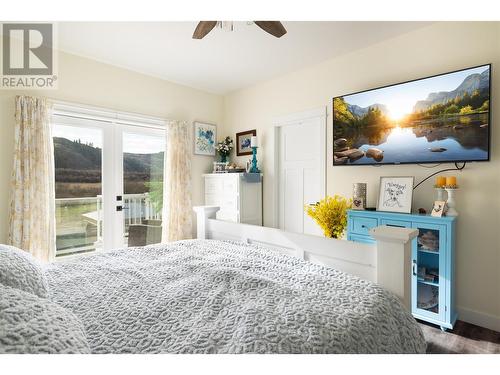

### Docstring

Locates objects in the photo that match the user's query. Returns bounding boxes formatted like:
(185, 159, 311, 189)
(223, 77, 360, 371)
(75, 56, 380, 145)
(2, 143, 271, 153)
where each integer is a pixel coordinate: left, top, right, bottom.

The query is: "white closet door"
(277, 109, 326, 236)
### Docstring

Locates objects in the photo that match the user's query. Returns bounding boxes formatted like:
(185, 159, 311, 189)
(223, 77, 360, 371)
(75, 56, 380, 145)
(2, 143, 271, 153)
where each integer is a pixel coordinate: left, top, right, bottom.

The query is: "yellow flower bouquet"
(305, 195, 352, 239)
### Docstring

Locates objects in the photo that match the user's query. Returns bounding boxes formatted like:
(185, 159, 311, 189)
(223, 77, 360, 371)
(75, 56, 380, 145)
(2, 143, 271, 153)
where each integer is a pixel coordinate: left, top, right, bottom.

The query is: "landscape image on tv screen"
(333, 64, 490, 165)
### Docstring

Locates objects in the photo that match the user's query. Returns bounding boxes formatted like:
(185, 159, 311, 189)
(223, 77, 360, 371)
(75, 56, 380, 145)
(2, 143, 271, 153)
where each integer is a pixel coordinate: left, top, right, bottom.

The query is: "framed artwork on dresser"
(236, 129, 256, 156)
(376, 176, 414, 214)
(194, 121, 216, 156)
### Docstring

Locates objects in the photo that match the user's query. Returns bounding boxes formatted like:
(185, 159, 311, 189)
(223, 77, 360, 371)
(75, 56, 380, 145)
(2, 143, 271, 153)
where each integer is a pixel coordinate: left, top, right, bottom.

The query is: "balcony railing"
(55, 193, 162, 256)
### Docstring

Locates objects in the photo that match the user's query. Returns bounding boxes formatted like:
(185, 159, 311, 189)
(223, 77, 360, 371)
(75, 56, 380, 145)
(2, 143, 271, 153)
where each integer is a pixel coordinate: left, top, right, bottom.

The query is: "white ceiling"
(58, 22, 432, 94)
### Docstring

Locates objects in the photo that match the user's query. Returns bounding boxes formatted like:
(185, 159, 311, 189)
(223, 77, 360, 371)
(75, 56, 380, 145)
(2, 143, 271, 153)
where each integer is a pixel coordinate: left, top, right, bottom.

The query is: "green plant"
(305, 195, 352, 239)
(145, 180, 163, 214)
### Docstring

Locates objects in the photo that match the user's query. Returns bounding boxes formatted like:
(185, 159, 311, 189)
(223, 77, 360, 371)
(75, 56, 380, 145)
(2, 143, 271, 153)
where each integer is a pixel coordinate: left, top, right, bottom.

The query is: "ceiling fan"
(192, 21, 287, 39)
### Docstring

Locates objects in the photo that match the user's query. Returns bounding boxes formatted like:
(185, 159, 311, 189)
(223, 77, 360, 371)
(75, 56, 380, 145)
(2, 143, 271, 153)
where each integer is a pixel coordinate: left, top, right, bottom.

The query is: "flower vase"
(445, 188, 458, 216)
(220, 154, 227, 163)
(435, 188, 446, 202)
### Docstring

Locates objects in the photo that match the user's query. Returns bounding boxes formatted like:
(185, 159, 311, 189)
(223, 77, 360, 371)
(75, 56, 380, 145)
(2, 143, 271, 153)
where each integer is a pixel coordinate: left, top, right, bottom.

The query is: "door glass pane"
(416, 228, 440, 314)
(53, 124, 103, 256)
(123, 132, 165, 247)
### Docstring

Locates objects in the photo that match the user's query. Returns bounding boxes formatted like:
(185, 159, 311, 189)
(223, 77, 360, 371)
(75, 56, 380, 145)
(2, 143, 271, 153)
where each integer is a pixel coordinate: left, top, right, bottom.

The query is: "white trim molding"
(457, 306, 500, 332)
(272, 107, 328, 126)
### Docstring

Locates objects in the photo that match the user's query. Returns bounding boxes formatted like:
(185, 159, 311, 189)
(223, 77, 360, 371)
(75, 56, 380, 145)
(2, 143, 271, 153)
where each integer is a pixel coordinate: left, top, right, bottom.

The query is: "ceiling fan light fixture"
(192, 21, 286, 39)
(218, 21, 234, 32)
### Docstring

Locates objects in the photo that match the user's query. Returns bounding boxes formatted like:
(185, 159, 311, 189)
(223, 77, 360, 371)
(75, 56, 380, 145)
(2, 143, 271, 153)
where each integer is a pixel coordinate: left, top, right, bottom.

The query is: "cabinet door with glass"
(411, 222, 447, 323)
(348, 210, 456, 330)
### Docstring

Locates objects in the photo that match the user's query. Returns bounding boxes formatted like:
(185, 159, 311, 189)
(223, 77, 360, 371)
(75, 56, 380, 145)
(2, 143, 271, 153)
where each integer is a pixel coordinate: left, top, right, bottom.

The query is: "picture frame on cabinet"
(431, 200, 447, 217)
(376, 176, 414, 214)
(352, 197, 365, 210)
(213, 162, 229, 173)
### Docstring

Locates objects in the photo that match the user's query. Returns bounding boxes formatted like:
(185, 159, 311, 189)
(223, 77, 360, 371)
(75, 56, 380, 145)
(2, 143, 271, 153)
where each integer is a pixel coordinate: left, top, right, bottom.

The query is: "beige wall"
(0, 51, 224, 244)
(223, 22, 500, 330)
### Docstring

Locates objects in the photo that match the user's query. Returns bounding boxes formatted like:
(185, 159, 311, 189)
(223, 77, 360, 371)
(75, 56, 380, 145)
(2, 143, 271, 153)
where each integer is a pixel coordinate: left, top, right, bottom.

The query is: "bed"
(43, 239, 425, 354)
(0, 206, 426, 354)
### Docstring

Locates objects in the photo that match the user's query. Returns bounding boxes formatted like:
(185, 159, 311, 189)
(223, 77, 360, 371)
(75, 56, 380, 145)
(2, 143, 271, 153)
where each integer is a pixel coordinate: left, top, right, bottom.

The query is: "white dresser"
(203, 173, 262, 225)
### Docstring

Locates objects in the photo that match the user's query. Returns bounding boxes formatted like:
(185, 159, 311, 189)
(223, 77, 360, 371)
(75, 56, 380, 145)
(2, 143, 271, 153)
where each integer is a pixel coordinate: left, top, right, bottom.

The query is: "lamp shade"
(251, 136, 258, 148)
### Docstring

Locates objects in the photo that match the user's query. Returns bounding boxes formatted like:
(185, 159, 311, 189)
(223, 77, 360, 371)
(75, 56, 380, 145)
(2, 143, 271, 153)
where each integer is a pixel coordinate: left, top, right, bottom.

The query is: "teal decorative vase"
(220, 154, 227, 163)
(250, 147, 260, 173)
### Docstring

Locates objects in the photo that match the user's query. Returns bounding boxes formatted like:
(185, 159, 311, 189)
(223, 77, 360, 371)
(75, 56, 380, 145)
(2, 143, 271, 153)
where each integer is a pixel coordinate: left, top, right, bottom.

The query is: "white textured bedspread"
(45, 240, 426, 354)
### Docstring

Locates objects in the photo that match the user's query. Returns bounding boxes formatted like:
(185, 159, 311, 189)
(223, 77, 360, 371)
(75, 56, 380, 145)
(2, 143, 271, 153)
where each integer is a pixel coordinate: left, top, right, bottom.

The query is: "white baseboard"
(457, 306, 500, 332)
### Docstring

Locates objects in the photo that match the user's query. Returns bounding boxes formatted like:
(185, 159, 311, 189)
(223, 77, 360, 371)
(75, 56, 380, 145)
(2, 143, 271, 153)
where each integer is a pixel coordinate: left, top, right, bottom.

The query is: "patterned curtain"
(8, 96, 55, 262)
(161, 120, 192, 242)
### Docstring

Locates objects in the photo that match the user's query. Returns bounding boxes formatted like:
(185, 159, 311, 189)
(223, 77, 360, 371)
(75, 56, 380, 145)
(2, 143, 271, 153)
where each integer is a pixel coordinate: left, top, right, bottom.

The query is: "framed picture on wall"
(194, 121, 216, 156)
(377, 176, 414, 214)
(236, 129, 256, 156)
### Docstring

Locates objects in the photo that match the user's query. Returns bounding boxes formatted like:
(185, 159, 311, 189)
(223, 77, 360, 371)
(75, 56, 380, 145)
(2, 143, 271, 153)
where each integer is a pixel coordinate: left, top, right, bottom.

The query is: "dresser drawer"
(205, 193, 238, 210)
(380, 218, 411, 228)
(205, 193, 222, 206)
(223, 177, 239, 194)
(205, 178, 223, 194)
(351, 216, 378, 236)
(221, 196, 238, 211)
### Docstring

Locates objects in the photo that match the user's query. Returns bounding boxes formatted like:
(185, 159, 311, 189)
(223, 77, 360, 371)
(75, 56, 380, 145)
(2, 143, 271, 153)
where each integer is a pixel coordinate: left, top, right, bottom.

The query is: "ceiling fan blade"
(192, 21, 218, 39)
(254, 21, 287, 38)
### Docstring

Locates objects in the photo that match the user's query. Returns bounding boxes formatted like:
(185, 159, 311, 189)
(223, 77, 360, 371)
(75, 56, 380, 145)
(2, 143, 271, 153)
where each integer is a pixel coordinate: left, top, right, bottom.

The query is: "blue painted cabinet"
(347, 210, 457, 330)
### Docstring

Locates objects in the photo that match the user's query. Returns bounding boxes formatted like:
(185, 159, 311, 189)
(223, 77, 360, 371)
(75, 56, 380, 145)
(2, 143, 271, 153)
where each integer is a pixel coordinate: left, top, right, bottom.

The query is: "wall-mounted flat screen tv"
(333, 64, 491, 165)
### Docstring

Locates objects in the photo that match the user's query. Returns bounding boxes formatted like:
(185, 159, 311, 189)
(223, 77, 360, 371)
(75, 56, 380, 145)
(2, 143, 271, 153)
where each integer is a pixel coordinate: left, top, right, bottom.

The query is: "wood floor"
(420, 320, 500, 354)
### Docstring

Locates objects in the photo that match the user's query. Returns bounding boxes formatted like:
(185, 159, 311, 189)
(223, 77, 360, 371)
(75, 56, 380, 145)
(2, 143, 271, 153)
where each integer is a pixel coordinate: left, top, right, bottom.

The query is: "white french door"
(113, 125, 165, 249)
(52, 111, 165, 256)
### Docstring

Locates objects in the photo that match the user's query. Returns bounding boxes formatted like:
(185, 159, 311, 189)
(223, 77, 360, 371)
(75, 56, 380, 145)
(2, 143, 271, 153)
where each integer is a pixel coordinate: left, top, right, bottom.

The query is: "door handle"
(116, 206, 129, 211)
(412, 260, 417, 276)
